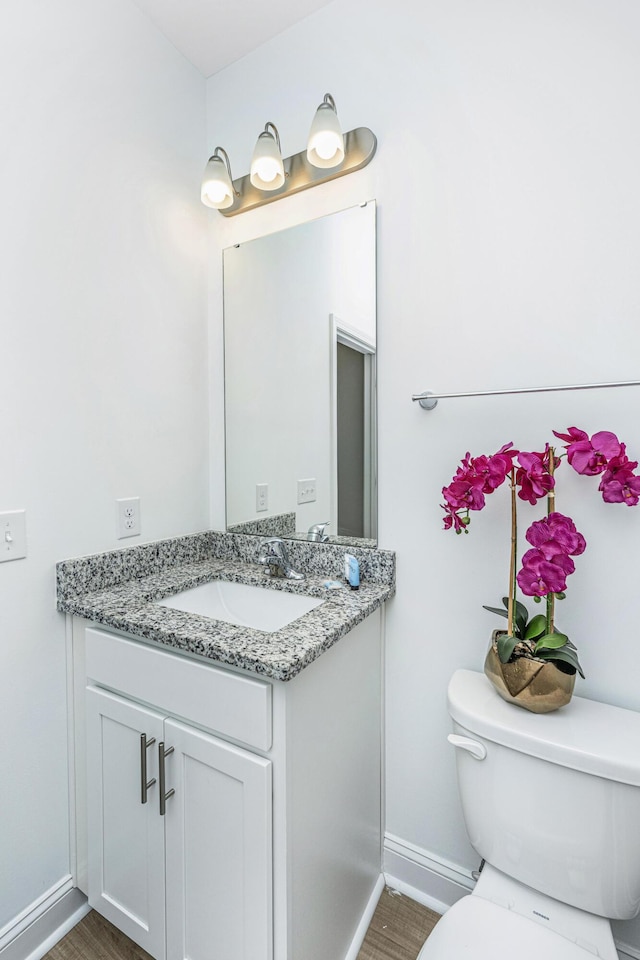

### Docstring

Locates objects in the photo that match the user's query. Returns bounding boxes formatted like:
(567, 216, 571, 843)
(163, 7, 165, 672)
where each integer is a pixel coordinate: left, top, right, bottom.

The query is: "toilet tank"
(448, 670, 640, 919)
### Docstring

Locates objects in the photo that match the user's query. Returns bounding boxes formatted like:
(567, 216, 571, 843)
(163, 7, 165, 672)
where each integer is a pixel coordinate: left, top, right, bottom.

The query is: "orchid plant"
(441, 427, 640, 678)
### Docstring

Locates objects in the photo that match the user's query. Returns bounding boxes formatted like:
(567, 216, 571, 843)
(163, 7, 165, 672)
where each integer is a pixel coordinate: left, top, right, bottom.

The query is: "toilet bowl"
(419, 881, 606, 959)
(417, 670, 640, 959)
(418, 864, 618, 959)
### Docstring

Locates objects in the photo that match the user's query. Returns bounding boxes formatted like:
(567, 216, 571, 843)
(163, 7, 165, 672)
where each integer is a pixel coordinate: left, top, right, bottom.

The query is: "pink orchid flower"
(598, 455, 640, 506)
(553, 427, 623, 476)
(525, 512, 586, 559)
(517, 555, 568, 597)
(521, 547, 575, 577)
(481, 443, 519, 491)
(441, 504, 466, 533)
(516, 450, 555, 505)
(442, 477, 486, 512)
(442, 444, 518, 532)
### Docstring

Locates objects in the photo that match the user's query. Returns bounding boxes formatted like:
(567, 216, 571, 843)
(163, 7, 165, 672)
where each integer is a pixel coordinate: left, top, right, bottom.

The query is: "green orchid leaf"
(524, 614, 547, 642)
(536, 646, 586, 679)
(496, 633, 519, 663)
(501, 597, 528, 630)
(535, 631, 569, 651)
(514, 600, 529, 630)
(498, 598, 527, 637)
(483, 605, 509, 620)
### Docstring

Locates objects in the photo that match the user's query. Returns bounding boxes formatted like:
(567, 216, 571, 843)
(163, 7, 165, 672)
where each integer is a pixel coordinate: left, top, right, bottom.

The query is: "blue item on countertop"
(344, 553, 360, 590)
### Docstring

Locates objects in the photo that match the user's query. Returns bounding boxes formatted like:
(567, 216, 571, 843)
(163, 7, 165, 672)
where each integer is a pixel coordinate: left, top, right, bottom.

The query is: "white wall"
(0, 0, 207, 937)
(205, 0, 640, 950)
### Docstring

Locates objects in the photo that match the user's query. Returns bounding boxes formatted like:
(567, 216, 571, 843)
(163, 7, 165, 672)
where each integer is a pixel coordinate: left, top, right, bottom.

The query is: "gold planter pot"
(484, 637, 575, 714)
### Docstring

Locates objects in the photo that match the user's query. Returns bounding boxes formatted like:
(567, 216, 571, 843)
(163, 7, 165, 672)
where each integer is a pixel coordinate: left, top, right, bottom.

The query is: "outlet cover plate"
(116, 497, 141, 539)
(256, 484, 268, 512)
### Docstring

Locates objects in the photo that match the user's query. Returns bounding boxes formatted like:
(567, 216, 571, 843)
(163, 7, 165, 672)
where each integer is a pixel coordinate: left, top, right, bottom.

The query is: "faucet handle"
(256, 537, 305, 581)
(307, 522, 330, 543)
(257, 537, 289, 567)
(260, 537, 288, 557)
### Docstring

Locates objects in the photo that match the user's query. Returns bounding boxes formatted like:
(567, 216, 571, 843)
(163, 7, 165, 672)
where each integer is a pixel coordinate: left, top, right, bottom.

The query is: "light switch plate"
(0, 510, 27, 562)
(297, 479, 317, 504)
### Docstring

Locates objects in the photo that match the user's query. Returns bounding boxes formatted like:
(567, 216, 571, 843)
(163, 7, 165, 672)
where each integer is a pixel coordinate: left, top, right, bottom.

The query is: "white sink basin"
(155, 579, 323, 633)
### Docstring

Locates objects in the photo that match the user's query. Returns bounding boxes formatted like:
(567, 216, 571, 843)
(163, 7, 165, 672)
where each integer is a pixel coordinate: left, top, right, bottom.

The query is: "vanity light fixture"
(306, 93, 344, 169)
(250, 122, 286, 191)
(200, 93, 376, 216)
(200, 147, 238, 210)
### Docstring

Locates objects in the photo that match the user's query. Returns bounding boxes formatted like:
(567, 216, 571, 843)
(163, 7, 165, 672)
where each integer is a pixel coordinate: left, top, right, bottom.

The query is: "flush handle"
(447, 734, 487, 760)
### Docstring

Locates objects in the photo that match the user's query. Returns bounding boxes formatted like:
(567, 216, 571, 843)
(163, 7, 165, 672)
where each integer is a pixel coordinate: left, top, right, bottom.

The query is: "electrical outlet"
(256, 484, 268, 512)
(297, 478, 317, 504)
(116, 497, 141, 539)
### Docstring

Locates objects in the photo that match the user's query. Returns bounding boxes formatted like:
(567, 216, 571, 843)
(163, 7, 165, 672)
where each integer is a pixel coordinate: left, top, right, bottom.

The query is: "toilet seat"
(417, 895, 602, 959)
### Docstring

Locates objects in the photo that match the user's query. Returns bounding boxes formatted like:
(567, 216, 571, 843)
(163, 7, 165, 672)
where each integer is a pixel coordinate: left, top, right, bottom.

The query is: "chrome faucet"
(257, 538, 305, 580)
(307, 521, 330, 542)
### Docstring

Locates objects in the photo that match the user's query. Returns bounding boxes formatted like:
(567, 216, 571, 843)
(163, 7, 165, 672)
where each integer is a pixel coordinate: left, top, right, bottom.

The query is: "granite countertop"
(57, 531, 395, 682)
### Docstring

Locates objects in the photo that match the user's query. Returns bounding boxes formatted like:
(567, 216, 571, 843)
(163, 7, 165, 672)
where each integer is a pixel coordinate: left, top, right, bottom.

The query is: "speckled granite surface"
(286, 532, 378, 548)
(227, 512, 297, 537)
(227, 513, 377, 549)
(56, 531, 395, 682)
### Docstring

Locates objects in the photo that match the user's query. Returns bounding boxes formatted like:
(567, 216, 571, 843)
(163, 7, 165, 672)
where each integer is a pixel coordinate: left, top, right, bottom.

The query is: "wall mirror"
(223, 200, 377, 547)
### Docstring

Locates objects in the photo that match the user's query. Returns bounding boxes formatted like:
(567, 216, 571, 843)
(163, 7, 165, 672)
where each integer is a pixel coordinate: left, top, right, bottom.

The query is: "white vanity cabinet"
(85, 688, 166, 957)
(71, 608, 382, 960)
(85, 686, 271, 960)
(83, 626, 273, 960)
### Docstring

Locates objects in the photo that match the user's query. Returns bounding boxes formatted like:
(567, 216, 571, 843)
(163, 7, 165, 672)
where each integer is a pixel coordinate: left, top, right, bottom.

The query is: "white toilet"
(418, 669, 640, 959)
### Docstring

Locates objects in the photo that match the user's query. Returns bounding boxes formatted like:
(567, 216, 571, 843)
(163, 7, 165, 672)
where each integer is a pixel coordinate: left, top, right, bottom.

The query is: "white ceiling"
(131, 0, 336, 78)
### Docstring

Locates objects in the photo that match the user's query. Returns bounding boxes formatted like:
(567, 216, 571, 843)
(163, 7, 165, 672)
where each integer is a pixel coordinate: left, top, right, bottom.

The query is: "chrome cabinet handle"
(158, 741, 175, 816)
(140, 734, 156, 804)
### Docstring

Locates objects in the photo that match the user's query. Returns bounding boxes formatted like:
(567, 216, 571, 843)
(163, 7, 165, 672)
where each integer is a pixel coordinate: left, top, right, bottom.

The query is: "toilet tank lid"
(448, 670, 640, 786)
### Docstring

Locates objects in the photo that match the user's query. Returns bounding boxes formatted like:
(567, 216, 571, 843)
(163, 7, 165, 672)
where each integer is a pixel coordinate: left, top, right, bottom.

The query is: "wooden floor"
(43, 910, 153, 960)
(357, 888, 441, 960)
(43, 888, 440, 960)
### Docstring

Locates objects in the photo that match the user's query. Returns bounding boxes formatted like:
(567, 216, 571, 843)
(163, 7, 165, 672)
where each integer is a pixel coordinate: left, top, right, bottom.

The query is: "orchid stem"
(546, 448, 556, 635)
(508, 468, 517, 637)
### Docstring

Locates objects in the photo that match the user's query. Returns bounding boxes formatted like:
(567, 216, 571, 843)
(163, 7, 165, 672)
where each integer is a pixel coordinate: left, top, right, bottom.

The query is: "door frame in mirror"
(330, 314, 377, 542)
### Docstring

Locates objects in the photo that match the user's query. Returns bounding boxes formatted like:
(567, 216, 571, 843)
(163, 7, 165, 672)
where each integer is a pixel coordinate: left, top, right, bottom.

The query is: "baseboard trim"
(616, 940, 640, 960)
(0, 879, 89, 960)
(383, 833, 474, 915)
(344, 874, 385, 960)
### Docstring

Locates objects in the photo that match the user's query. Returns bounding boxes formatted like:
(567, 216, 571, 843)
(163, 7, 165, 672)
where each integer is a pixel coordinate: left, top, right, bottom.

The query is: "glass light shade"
(201, 156, 234, 209)
(307, 103, 344, 169)
(250, 133, 285, 191)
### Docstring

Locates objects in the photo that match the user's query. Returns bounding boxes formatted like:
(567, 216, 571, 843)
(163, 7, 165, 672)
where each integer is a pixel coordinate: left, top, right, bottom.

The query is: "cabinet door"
(86, 686, 166, 960)
(164, 719, 273, 960)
